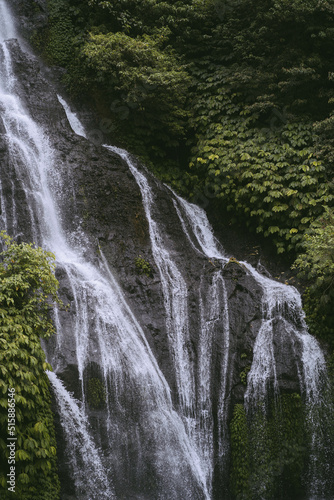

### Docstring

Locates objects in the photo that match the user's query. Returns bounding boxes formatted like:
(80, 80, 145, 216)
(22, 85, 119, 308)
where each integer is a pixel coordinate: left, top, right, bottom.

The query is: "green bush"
(0, 233, 61, 499)
(293, 208, 334, 345)
(33, 0, 334, 262)
(188, 64, 332, 254)
(135, 255, 152, 278)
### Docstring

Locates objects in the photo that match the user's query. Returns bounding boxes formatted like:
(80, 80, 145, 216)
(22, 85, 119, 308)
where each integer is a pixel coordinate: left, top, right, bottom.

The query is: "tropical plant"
(0, 232, 61, 500)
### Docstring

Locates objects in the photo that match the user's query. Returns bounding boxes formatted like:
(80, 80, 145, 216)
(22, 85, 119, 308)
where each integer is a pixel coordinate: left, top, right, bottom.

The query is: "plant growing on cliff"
(87, 377, 106, 410)
(292, 208, 334, 345)
(189, 85, 332, 254)
(78, 30, 191, 157)
(135, 255, 152, 278)
(0, 232, 61, 500)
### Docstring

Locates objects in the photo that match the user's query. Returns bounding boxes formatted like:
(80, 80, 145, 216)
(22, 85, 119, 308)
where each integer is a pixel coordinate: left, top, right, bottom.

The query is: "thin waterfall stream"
(0, 1, 333, 498)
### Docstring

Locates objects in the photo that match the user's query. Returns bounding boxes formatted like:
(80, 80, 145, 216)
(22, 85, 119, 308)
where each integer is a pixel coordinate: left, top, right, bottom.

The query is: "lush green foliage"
(33, 0, 195, 162)
(187, 0, 334, 254)
(190, 86, 332, 253)
(79, 30, 190, 152)
(0, 233, 61, 499)
(293, 208, 334, 286)
(32, 0, 75, 65)
(33, 0, 334, 245)
(293, 208, 334, 345)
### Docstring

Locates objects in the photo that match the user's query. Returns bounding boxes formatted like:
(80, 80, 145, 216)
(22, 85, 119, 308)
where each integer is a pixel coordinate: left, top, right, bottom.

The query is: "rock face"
(11, 0, 48, 35)
(1, 13, 331, 500)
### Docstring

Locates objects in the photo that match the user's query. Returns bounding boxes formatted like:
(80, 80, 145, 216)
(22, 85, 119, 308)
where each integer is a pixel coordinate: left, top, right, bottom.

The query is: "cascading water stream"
(0, 180, 7, 231)
(240, 264, 331, 499)
(0, 4, 210, 498)
(102, 148, 233, 493)
(197, 270, 230, 487)
(55, 46, 332, 499)
(48, 372, 114, 499)
(104, 146, 196, 419)
(0, 2, 18, 42)
(169, 192, 232, 475)
(103, 145, 217, 493)
(242, 265, 311, 404)
(57, 94, 87, 139)
(102, 146, 333, 498)
(169, 191, 332, 499)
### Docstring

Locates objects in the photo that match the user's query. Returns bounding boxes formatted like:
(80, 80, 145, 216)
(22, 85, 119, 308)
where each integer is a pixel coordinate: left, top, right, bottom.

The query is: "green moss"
(230, 404, 251, 499)
(87, 378, 106, 410)
(230, 394, 308, 500)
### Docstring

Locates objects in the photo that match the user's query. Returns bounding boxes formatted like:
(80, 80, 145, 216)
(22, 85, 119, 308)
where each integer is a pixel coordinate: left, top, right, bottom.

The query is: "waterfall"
(171, 192, 227, 261)
(169, 190, 332, 499)
(197, 270, 230, 487)
(0, 1, 18, 45)
(102, 148, 233, 493)
(169, 192, 232, 474)
(99, 145, 333, 498)
(0, 4, 210, 499)
(1, 1, 333, 497)
(241, 265, 331, 499)
(242, 265, 319, 404)
(0, 180, 7, 231)
(104, 146, 196, 418)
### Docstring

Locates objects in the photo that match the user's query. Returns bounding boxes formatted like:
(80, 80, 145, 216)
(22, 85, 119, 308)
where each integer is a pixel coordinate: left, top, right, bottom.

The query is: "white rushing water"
(105, 146, 196, 417)
(0, 1, 18, 43)
(102, 149, 233, 493)
(102, 146, 332, 498)
(48, 372, 115, 499)
(103, 145, 214, 494)
(171, 192, 227, 262)
(170, 188, 328, 411)
(170, 193, 232, 462)
(241, 255, 330, 500)
(0, 180, 7, 231)
(198, 270, 230, 487)
(57, 94, 87, 138)
(242, 264, 321, 406)
(0, 5, 210, 499)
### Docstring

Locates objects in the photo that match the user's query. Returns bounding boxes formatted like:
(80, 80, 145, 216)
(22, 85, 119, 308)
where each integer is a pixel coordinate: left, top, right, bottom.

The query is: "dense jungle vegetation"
(0, 233, 61, 499)
(31, 0, 333, 345)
